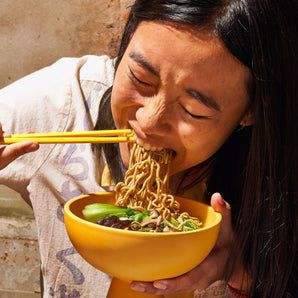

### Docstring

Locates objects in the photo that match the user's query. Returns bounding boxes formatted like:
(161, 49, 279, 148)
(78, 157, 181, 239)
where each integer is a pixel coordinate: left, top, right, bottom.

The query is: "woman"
(0, 0, 296, 297)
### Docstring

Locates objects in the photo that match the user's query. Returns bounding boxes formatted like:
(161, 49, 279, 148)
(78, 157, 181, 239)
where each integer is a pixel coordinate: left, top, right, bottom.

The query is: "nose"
(135, 96, 172, 136)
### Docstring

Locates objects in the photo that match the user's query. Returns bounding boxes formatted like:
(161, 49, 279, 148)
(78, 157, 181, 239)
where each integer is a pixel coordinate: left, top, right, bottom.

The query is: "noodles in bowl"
(64, 192, 221, 281)
(64, 143, 221, 281)
(82, 144, 202, 232)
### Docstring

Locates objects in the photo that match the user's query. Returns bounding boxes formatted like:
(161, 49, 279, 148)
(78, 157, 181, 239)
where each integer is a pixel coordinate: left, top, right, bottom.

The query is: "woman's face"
(111, 21, 252, 175)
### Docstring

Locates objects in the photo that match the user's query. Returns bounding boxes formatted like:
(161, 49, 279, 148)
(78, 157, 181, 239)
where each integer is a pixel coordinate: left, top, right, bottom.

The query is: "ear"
(240, 109, 254, 126)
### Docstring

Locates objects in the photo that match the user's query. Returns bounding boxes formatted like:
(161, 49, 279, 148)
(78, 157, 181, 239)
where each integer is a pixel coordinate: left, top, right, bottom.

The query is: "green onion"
(169, 217, 179, 227)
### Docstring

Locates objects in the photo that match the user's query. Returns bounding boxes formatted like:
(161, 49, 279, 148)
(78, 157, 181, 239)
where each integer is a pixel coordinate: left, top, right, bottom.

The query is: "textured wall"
(0, 1, 133, 296)
(0, 0, 133, 88)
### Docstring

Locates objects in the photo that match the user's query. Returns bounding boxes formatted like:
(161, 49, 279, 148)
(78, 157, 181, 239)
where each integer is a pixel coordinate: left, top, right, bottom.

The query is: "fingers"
(0, 140, 39, 170)
(0, 122, 39, 170)
(130, 274, 196, 296)
(130, 259, 216, 295)
(210, 192, 231, 214)
(210, 192, 233, 247)
(130, 193, 234, 296)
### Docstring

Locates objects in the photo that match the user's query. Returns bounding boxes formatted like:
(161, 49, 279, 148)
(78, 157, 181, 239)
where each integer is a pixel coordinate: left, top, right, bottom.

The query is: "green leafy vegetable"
(169, 216, 179, 227)
(130, 211, 150, 222)
(183, 220, 201, 230)
(82, 203, 141, 222)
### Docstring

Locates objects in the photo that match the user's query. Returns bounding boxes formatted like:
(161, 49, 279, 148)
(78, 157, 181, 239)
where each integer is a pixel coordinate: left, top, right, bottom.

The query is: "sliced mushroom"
(156, 215, 163, 226)
(163, 226, 180, 233)
(150, 209, 160, 219)
(141, 218, 157, 227)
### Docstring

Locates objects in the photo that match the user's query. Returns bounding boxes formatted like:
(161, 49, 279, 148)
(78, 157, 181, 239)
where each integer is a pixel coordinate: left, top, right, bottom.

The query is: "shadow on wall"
(0, 0, 134, 89)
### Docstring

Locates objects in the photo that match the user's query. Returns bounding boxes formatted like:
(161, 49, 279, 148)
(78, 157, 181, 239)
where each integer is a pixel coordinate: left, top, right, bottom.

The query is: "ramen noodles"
(114, 143, 201, 229)
(83, 143, 202, 232)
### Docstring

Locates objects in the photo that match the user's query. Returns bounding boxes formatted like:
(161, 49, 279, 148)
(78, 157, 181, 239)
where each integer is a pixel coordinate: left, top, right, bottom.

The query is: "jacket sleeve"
(0, 57, 82, 201)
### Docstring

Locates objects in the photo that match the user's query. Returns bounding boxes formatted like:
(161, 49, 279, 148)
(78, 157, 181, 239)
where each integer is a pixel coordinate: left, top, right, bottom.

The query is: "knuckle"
(5, 144, 22, 160)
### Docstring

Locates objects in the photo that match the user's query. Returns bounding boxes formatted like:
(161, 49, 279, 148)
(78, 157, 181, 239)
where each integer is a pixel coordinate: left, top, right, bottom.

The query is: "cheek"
(111, 76, 130, 126)
(111, 74, 125, 108)
(181, 123, 231, 163)
(111, 72, 137, 112)
(119, 143, 130, 169)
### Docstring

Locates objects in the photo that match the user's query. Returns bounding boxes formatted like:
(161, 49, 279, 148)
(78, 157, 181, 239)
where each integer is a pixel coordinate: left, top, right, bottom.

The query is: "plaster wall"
(0, 0, 133, 88)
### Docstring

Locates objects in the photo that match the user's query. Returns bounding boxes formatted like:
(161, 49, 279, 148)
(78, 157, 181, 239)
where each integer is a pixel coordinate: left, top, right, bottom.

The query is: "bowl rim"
(64, 192, 222, 237)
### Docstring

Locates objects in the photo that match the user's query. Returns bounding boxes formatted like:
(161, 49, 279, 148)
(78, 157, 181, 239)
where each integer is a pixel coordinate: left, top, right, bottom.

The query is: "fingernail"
(131, 284, 146, 292)
(154, 281, 167, 290)
(214, 193, 224, 206)
(218, 197, 225, 206)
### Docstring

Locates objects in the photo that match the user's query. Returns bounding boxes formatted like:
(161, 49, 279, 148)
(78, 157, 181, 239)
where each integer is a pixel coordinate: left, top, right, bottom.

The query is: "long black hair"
(93, 1, 297, 296)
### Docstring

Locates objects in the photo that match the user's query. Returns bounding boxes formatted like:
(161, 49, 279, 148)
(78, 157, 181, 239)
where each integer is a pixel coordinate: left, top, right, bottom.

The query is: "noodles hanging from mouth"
(115, 143, 180, 220)
(82, 142, 202, 232)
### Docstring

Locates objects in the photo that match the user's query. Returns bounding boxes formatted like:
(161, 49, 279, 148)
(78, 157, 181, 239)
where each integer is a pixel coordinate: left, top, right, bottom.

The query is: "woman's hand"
(130, 193, 235, 295)
(0, 122, 39, 170)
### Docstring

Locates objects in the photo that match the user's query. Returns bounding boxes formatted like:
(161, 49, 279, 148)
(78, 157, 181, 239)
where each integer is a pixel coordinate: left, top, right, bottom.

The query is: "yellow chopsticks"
(0, 129, 135, 144)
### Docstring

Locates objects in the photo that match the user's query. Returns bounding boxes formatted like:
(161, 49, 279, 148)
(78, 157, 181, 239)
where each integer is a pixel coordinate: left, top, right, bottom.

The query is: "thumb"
(210, 192, 233, 245)
(210, 192, 231, 214)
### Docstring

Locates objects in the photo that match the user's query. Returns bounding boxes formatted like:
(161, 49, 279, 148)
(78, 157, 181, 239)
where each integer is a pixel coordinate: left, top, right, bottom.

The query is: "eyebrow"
(129, 51, 221, 112)
(129, 52, 159, 77)
(186, 89, 221, 112)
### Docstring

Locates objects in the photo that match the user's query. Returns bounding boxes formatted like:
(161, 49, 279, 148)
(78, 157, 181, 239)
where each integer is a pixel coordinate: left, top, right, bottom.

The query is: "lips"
(133, 132, 163, 151)
(127, 120, 177, 157)
(131, 131, 177, 162)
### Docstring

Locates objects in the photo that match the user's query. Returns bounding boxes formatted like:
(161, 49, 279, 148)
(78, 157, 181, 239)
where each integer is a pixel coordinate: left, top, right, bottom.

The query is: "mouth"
(133, 132, 162, 151)
(132, 131, 177, 159)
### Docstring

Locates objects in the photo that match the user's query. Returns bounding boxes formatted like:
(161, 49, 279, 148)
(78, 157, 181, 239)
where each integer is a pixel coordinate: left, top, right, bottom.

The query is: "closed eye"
(129, 67, 151, 86)
(187, 89, 220, 112)
(179, 103, 206, 120)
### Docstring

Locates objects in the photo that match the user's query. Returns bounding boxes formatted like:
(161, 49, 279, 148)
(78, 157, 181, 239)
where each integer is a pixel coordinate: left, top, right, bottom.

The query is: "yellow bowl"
(64, 192, 221, 282)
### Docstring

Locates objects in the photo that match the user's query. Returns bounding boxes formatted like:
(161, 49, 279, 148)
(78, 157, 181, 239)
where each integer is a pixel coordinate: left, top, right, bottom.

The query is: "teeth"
(143, 143, 151, 151)
(136, 137, 143, 147)
(133, 133, 163, 151)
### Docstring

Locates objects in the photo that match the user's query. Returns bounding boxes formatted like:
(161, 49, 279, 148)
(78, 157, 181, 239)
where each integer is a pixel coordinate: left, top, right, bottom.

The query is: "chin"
(169, 162, 186, 176)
